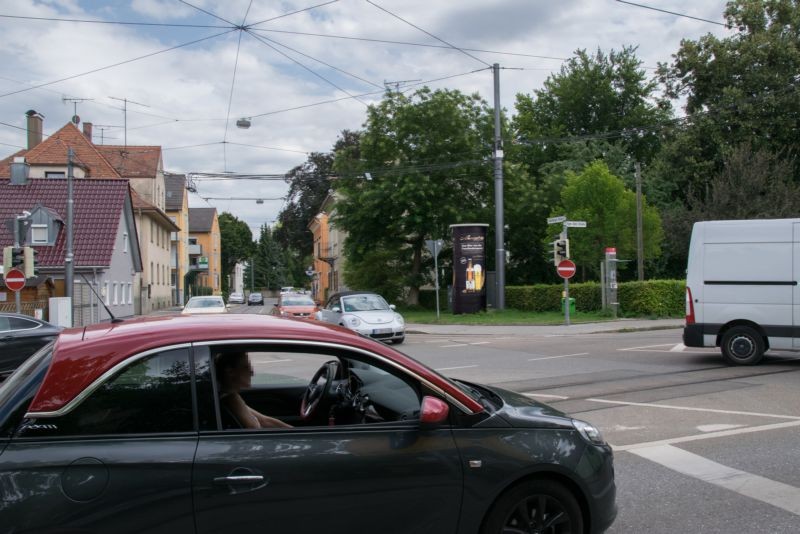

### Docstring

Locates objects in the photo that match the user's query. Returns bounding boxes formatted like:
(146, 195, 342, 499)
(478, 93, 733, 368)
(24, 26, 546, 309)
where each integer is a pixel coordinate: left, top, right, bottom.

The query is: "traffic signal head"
(24, 246, 38, 278)
(553, 238, 570, 263)
(12, 247, 25, 268)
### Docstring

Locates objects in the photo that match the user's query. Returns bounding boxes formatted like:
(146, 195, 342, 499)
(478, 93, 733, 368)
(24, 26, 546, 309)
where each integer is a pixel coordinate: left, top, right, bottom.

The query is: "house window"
(45, 171, 65, 178)
(31, 224, 48, 244)
(113, 282, 118, 305)
(104, 281, 110, 306)
(123, 232, 128, 253)
(128, 283, 133, 304)
(150, 221, 154, 243)
(150, 262, 154, 283)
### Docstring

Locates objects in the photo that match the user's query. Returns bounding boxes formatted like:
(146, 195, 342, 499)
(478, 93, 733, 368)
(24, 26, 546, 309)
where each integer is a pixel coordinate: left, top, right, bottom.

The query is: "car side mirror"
(420, 396, 449, 427)
(389, 304, 396, 310)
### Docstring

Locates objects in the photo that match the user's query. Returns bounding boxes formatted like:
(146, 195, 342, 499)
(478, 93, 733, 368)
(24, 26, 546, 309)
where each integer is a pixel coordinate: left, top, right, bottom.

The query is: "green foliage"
(251, 225, 289, 290)
(617, 280, 685, 317)
(218, 212, 253, 294)
(193, 286, 213, 296)
(333, 88, 499, 304)
(548, 161, 663, 279)
(343, 247, 406, 303)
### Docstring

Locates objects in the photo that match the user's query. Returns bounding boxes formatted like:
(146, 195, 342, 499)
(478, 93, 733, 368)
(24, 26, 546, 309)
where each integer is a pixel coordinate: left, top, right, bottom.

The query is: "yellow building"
(308, 193, 347, 304)
(165, 173, 190, 304)
(188, 207, 222, 295)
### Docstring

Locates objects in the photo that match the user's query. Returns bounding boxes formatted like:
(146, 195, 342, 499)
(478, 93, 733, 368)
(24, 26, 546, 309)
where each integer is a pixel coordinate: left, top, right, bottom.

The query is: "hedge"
(419, 279, 685, 317)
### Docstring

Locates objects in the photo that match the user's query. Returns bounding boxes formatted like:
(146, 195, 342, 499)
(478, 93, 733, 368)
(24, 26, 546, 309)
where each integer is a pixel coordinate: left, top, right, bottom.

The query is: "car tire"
(721, 325, 765, 365)
(392, 337, 405, 345)
(481, 479, 583, 534)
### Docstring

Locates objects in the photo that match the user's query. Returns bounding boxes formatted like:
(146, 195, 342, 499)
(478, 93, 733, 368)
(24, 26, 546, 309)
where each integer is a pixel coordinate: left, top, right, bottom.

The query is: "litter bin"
(561, 297, 576, 314)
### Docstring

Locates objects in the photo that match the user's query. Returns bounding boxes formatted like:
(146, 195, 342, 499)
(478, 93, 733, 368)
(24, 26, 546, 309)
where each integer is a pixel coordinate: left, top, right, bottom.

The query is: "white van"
(684, 219, 800, 365)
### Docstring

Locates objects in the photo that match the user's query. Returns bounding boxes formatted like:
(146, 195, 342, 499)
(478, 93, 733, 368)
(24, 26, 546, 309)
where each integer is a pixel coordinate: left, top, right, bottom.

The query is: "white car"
(228, 292, 245, 304)
(316, 291, 405, 344)
(181, 296, 228, 314)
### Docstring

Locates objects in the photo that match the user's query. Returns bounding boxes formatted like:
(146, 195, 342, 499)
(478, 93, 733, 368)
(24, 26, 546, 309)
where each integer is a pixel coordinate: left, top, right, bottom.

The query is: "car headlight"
(342, 314, 362, 328)
(572, 419, 605, 445)
(394, 313, 404, 326)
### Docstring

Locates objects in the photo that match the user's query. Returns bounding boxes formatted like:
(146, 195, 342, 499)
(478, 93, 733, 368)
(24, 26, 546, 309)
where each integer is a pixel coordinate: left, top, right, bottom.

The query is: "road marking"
(469, 341, 491, 346)
(524, 393, 569, 400)
(618, 343, 676, 351)
(440, 343, 468, 348)
(630, 444, 800, 516)
(670, 343, 687, 352)
(614, 420, 800, 452)
(697, 424, 745, 433)
(586, 398, 800, 420)
(435, 365, 479, 371)
(528, 353, 588, 361)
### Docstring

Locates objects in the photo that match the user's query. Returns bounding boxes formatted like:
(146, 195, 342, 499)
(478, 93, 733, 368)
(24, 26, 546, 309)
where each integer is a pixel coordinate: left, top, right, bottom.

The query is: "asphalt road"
(230, 303, 800, 532)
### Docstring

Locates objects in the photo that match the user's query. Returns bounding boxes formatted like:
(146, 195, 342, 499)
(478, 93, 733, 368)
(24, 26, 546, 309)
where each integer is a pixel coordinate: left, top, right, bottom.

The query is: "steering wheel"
(300, 361, 339, 419)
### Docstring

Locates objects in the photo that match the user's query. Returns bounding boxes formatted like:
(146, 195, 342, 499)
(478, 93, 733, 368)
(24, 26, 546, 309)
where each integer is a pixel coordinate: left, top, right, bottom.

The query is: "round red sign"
(556, 259, 576, 280)
(5, 267, 26, 292)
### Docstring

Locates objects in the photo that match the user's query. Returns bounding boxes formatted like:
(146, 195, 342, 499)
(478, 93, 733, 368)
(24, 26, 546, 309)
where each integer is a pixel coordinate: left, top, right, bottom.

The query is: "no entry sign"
(4, 268, 25, 291)
(556, 259, 576, 280)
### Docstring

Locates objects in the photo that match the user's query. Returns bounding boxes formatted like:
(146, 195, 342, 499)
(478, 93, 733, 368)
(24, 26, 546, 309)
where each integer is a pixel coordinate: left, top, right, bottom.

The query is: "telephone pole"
(635, 162, 644, 281)
(493, 63, 505, 310)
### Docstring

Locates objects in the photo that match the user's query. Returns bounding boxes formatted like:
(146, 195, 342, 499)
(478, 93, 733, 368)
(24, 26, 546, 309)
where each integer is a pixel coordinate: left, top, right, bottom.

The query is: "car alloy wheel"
(482, 480, 583, 534)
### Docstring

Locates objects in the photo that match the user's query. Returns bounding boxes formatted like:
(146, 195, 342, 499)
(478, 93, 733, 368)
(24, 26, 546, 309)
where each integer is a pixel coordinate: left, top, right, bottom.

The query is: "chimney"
(25, 109, 44, 149)
(83, 122, 93, 142)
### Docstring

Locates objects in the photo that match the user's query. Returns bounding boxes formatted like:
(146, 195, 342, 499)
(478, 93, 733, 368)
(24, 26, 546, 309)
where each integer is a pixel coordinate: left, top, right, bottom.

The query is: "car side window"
(0, 316, 9, 332)
(18, 348, 193, 438)
(8, 317, 39, 331)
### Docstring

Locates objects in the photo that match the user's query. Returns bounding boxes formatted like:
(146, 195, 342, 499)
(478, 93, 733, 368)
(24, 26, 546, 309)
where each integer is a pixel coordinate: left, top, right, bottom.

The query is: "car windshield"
(186, 298, 224, 309)
(342, 294, 390, 312)
(282, 296, 315, 306)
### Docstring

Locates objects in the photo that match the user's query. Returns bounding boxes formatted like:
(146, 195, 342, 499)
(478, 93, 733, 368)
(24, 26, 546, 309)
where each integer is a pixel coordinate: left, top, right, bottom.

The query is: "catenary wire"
(615, 1, 730, 27)
(0, 13, 232, 28)
(177, 0, 239, 27)
(247, 0, 340, 27)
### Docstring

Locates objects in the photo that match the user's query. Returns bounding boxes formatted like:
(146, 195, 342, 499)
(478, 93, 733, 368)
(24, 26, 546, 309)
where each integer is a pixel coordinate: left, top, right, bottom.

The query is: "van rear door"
(794, 223, 800, 348)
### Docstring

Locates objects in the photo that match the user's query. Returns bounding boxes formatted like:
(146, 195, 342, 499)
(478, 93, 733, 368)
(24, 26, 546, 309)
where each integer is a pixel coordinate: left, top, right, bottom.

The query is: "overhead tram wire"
(614, 1, 730, 28)
(364, 0, 491, 68)
(177, 0, 239, 27)
(222, 13, 249, 171)
(0, 13, 231, 28)
(244, 30, 370, 107)
(0, 29, 236, 99)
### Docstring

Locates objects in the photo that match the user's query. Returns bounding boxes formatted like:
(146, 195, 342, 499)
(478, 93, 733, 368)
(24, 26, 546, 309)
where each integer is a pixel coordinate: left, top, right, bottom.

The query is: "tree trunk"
(407, 238, 424, 306)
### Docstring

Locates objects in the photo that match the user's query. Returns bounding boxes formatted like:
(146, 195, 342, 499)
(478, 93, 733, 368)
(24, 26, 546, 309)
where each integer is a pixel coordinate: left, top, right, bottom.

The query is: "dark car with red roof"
(0, 314, 616, 534)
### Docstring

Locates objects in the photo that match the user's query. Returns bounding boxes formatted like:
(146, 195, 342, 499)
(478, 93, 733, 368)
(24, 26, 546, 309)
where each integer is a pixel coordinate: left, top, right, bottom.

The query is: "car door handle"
(213, 475, 264, 485)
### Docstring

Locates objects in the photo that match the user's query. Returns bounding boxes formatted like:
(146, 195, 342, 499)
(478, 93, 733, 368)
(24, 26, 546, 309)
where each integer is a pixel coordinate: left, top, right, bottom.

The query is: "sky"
(0, 0, 733, 237)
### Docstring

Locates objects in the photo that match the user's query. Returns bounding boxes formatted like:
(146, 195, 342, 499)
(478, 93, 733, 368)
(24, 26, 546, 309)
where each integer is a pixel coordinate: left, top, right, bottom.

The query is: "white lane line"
(614, 420, 800, 452)
(618, 343, 675, 351)
(670, 343, 687, 352)
(469, 341, 491, 346)
(440, 344, 468, 348)
(435, 365, 479, 371)
(586, 398, 800, 420)
(524, 393, 570, 400)
(528, 353, 589, 361)
(630, 444, 800, 516)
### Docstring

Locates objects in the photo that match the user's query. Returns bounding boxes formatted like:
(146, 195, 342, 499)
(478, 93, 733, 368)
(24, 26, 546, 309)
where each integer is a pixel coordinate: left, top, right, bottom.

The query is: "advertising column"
(450, 223, 489, 314)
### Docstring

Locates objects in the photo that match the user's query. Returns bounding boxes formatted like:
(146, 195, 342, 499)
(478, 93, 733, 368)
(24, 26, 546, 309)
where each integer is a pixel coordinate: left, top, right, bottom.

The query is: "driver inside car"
(215, 350, 293, 429)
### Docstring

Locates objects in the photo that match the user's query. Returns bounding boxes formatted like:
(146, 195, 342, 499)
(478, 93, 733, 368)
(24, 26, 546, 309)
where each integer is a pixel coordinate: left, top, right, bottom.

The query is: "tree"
(508, 46, 668, 283)
(275, 131, 360, 286)
(333, 88, 497, 305)
(252, 224, 288, 290)
(550, 161, 663, 280)
(655, 0, 800, 203)
(218, 212, 254, 294)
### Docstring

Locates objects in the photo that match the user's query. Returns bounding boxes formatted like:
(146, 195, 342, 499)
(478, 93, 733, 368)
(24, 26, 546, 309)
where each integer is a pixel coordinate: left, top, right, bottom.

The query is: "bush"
(418, 279, 685, 317)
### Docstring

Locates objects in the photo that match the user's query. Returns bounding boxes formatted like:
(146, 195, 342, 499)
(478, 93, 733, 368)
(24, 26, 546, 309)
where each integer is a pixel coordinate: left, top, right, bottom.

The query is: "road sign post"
(557, 259, 576, 326)
(425, 239, 444, 319)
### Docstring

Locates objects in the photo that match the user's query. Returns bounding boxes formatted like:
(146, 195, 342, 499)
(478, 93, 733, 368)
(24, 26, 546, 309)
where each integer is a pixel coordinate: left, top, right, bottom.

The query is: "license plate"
(373, 328, 392, 334)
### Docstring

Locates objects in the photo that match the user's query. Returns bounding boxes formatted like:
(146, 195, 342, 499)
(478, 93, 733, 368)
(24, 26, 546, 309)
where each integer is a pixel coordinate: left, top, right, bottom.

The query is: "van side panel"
(794, 224, 800, 348)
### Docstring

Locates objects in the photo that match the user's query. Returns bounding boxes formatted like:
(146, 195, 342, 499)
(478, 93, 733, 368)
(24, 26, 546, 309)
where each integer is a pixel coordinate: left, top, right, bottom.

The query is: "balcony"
(188, 243, 203, 256)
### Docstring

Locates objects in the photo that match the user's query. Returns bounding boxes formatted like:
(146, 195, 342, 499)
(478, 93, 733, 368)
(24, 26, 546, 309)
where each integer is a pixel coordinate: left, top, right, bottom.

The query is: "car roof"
(329, 291, 381, 300)
(27, 315, 483, 415)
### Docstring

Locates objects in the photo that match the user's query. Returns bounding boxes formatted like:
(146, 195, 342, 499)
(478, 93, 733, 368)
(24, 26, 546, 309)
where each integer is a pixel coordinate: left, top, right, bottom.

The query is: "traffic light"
(553, 237, 570, 263)
(11, 247, 25, 268)
(23, 246, 37, 278)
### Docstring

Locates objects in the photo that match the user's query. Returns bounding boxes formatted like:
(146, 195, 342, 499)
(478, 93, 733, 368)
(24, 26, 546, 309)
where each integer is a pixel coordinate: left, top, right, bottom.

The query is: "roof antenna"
(79, 273, 123, 323)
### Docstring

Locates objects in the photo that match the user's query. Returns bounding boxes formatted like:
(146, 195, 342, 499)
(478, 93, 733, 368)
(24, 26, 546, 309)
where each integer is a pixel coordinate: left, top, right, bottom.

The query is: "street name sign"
(556, 260, 576, 280)
(5, 268, 25, 291)
(564, 221, 587, 228)
(547, 216, 567, 225)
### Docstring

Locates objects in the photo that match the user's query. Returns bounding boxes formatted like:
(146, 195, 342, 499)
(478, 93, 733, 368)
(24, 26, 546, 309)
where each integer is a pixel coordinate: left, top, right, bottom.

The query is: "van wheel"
(481, 480, 583, 534)
(721, 326, 765, 365)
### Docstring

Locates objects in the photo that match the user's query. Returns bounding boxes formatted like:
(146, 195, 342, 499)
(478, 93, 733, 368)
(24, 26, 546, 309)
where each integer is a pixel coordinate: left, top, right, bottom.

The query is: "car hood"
(349, 310, 399, 325)
(481, 384, 575, 430)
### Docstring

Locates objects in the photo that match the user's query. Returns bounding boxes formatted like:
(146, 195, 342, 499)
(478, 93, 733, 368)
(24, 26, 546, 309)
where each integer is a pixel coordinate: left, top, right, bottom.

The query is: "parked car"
(181, 296, 228, 314)
(228, 292, 245, 304)
(272, 293, 318, 319)
(0, 312, 62, 380)
(316, 291, 405, 344)
(248, 292, 264, 306)
(0, 314, 616, 533)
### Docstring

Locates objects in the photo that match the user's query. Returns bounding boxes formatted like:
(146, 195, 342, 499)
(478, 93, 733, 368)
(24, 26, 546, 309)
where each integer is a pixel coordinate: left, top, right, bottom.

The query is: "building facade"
(188, 207, 222, 296)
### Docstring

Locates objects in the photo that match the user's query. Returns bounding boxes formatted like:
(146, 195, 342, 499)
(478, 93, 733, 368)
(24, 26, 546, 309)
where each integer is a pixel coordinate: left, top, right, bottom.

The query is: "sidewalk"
(406, 318, 684, 336)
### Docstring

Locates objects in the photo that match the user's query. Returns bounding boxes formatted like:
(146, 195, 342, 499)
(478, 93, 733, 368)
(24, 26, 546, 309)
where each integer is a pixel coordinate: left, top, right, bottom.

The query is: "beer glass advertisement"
(450, 223, 488, 314)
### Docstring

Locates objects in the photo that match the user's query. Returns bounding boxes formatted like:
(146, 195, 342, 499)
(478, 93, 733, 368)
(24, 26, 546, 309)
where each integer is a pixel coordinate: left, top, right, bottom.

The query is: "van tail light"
(685, 287, 695, 325)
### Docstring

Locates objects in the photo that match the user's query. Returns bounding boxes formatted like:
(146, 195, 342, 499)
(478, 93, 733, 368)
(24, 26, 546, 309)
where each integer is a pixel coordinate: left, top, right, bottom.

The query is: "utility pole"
(109, 96, 149, 147)
(66, 148, 75, 325)
(635, 161, 644, 281)
(493, 63, 505, 310)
